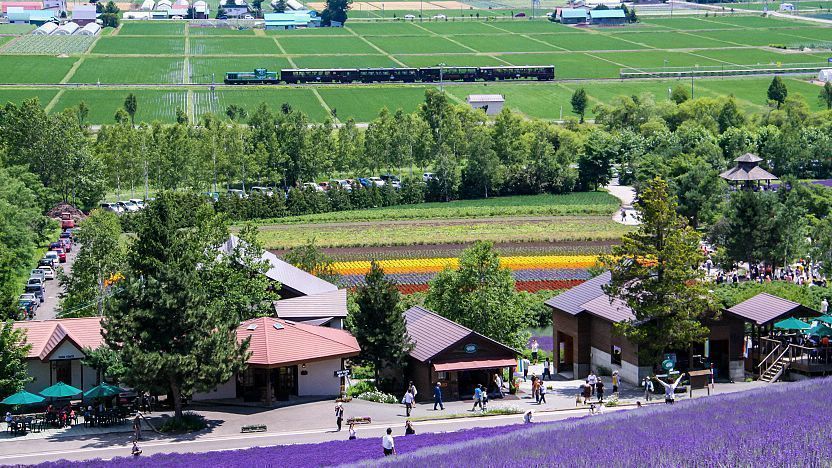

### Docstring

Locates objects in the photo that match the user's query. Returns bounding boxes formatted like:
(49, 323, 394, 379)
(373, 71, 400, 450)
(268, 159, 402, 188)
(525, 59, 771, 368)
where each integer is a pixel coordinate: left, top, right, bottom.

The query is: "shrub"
(356, 390, 398, 404)
(158, 411, 207, 433)
(346, 380, 375, 397)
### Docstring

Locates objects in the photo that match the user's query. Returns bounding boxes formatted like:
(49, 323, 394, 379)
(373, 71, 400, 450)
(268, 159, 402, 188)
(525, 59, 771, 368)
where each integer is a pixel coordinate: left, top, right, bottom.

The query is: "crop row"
(340, 268, 591, 287)
(331, 255, 598, 275)
(3, 35, 95, 55)
(391, 280, 585, 295)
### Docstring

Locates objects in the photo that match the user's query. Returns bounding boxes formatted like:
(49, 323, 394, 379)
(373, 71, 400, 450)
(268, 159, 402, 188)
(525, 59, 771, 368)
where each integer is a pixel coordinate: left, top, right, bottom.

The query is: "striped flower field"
(335, 256, 596, 294)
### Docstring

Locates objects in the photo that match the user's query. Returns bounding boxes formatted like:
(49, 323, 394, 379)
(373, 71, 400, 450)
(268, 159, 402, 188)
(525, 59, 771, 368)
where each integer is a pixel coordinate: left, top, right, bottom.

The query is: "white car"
(227, 189, 247, 198)
(368, 177, 385, 187)
(44, 251, 59, 266)
(404, 14, 415, 20)
(129, 198, 146, 209)
(250, 186, 275, 197)
(302, 182, 324, 192)
(243, 14, 254, 19)
(39, 266, 55, 280)
(118, 200, 140, 213)
(433, 14, 446, 19)
(423, 172, 436, 182)
(100, 202, 123, 214)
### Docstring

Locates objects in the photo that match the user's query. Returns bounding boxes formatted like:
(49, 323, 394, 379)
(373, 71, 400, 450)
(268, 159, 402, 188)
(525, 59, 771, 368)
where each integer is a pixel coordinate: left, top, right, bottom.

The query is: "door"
(709, 340, 730, 381)
(55, 360, 72, 385)
(275, 366, 297, 401)
(557, 332, 574, 372)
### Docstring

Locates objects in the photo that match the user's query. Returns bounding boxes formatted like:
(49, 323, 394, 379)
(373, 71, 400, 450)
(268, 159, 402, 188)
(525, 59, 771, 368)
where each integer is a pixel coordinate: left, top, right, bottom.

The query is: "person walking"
(542, 358, 551, 381)
(611, 371, 620, 396)
(433, 382, 444, 410)
(531, 375, 539, 402)
(531, 339, 539, 364)
(538, 385, 547, 405)
(481, 388, 489, 412)
(408, 381, 418, 400)
(494, 373, 504, 398)
(348, 422, 357, 440)
(522, 358, 530, 382)
(335, 402, 344, 431)
(402, 390, 415, 417)
(643, 377, 654, 402)
(132, 413, 142, 441)
(596, 379, 605, 403)
(472, 384, 483, 411)
(655, 374, 685, 405)
(404, 420, 416, 435)
(587, 371, 597, 397)
(581, 382, 591, 404)
(382, 428, 396, 456)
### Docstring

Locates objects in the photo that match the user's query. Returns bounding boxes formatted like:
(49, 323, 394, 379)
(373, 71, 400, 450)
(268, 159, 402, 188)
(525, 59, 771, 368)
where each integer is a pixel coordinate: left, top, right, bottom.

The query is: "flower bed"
(332, 255, 598, 276)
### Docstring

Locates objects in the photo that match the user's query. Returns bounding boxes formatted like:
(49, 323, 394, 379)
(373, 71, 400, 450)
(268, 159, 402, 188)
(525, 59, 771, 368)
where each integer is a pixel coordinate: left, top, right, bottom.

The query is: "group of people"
(530, 375, 547, 404)
(711, 258, 828, 288)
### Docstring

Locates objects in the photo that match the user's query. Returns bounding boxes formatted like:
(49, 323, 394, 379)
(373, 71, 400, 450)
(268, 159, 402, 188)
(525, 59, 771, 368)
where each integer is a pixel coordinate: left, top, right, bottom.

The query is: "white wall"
(24, 361, 52, 393)
(298, 359, 342, 396)
(193, 377, 237, 401)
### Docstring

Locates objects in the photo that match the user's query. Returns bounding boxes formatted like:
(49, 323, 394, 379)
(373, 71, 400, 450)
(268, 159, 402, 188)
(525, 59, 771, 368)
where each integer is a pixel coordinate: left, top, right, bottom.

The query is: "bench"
(346, 417, 371, 425)
(241, 424, 267, 433)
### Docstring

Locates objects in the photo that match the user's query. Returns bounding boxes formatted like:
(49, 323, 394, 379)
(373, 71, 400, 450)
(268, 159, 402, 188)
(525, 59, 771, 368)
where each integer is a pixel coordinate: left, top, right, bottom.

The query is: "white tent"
(54, 22, 80, 35)
(33, 22, 58, 35)
(139, 0, 155, 10)
(286, 0, 303, 10)
(156, 0, 172, 10)
(819, 69, 832, 83)
(77, 22, 101, 35)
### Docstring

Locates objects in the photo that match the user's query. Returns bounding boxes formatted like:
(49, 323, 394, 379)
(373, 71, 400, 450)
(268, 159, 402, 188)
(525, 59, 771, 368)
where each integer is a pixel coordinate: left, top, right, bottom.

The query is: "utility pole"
(438, 62, 446, 93)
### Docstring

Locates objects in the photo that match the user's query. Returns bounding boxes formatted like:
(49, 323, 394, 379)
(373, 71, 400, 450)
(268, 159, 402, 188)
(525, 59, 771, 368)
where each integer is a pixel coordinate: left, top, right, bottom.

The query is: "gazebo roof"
(720, 153, 778, 183)
(734, 153, 763, 163)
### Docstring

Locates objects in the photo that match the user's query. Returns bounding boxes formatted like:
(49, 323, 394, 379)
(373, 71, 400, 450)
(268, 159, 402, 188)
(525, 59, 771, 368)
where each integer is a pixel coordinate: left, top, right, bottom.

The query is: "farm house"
(193, 0, 208, 18)
(467, 94, 505, 116)
(155, 0, 171, 10)
(42, 0, 64, 10)
(819, 68, 832, 83)
(32, 21, 56, 34)
(7, 7, 55, 24)
(77, 22, 100, 35)
(71, 4, 96, 25)
(53, 21, 78, 34)
(223, 0, 249, 17)
(558, 8, 587, 24)
(1, 1, 42, 13)
(264, 12, 319, 30)
(589, 8, 625, 25)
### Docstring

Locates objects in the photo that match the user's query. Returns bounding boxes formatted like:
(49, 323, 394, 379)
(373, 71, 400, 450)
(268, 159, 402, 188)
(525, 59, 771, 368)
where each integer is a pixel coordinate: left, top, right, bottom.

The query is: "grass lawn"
(189, 56, 292, 83)
(610, 31, 736, 49)
(488, 21, 580, 34)
(693, 29, 809, 46)
(266, 27, 352, 36)
(502, 53, 620, 79)
(780, 28, 832, 43)
(637, 17, 723, 30)
(536, 32, 649, 51)
(70, 56, 184, 84)
(119, 22, 186, 36)
(395, 53, 504, 67)
(692, 48, 828, 66)
(0, 24, 34, 34)
(416, 22, 500, 35)
(256, 215, 630, 248)
(317, 86, 427, 121)
(290, 54, 400, 69)
(277, 36, 379, 54)
(188, 26, 256, 35)
(446, 83, 573, 120)
(93, 36, 184, 55)
(52, 89, 187, 123)
(189, 37, 281, 55)
(191, 88, 328, 121)
(450, 34, 555, 53)
(0, 55, 78, 83)
(603, 50, 725, 71)
(346, 22, 424, 36)
(0, 88, 58, 107)
(369, 35, 472, 54)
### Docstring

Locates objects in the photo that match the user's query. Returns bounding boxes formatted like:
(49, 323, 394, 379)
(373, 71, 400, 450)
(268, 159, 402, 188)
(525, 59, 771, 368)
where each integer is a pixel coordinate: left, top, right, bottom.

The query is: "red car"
(51, 247, 66, 263)
(60, 212, 75, 230)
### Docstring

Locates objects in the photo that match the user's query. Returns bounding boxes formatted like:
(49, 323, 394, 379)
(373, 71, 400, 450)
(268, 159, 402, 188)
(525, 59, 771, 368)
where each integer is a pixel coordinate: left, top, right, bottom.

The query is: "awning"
(433, 358, 517, 372)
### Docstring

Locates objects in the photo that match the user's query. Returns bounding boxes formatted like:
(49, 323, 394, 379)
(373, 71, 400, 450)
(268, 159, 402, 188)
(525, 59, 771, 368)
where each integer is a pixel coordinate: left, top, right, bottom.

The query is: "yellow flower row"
(332, 255, 599, 275)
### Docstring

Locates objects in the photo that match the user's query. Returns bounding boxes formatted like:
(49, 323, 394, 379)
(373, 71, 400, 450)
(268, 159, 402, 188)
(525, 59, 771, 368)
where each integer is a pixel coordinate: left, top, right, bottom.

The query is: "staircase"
(759, 357, 789, 383)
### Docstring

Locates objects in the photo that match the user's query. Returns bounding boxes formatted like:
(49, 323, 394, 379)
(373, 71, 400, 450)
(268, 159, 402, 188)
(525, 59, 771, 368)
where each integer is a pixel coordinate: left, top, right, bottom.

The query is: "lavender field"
(37, 378, 832, 467)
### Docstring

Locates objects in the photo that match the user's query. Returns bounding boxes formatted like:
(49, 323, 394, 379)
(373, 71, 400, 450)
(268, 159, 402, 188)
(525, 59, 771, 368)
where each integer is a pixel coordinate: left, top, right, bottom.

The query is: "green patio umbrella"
(775, 317, 811, 331)
(1, 390, 45, 406)
(83, 383, 124, 400)
(807, 323, 832, 337)
(39, 382, 82, 399)
(815, 315, 832, 325)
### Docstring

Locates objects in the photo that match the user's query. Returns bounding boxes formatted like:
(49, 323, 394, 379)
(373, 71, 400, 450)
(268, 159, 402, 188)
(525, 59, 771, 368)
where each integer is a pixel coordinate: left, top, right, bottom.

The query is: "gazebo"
(719, 153, 779, 190)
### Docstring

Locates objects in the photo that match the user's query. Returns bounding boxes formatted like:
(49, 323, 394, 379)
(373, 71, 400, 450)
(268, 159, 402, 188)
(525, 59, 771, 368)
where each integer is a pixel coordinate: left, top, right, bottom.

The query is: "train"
(223, 65, 555, 85)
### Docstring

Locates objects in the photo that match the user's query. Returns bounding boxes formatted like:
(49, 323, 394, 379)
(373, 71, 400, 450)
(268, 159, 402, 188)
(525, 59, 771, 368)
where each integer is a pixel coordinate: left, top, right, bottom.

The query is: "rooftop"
(725, 292, 819, 326)
(13, 317, 103, 361)
(273, 288, 348, 319)
(589, 9, 626, 18)
(467, 94, 505, 103)
(238, 316, 359, 367)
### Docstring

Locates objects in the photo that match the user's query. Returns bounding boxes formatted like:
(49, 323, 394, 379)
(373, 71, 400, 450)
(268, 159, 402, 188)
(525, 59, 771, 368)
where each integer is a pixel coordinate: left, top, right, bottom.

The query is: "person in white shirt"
(402, 390, 415, 417)
(587, 371, 597, 396)
(382, 428, 395, 456)
(523, 410, 533, 424)
(822, 298, 829, 315)
(654, 374, 685, 404)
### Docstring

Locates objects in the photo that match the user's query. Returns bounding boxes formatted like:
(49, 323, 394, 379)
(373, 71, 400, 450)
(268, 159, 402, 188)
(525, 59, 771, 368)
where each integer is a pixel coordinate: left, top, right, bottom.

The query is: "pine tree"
(351, 261, 412, 387)
(602, 177, 715, 367)
(570, 88, 588, 123)
(767, 76, 788, 109)
(819, 81, 832, 110)
(0, 320, 31, 400)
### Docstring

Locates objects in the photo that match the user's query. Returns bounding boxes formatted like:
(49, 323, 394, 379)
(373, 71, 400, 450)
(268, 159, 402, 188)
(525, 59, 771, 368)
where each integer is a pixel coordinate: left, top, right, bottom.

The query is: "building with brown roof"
(403, 306, 518, 401)
(546, 272, 747, 384)
(719, 153, 778, 189)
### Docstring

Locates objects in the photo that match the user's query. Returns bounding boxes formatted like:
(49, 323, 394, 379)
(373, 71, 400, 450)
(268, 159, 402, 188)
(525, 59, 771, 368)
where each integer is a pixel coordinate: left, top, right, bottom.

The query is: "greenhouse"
(77, 22, 101, 36)
(53, 21, 79, 35)
(32, 21, 57, 35)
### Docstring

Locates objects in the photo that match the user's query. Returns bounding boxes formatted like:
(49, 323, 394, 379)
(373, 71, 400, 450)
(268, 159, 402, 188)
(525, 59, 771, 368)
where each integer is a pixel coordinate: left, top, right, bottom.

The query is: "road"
(35, 247, 76, 321)
(605, 179, 641, 226)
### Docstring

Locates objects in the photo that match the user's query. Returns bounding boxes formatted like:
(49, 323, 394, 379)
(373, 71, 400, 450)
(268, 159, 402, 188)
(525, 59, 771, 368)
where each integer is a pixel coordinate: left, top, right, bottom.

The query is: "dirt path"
(605, 180, 641, 226)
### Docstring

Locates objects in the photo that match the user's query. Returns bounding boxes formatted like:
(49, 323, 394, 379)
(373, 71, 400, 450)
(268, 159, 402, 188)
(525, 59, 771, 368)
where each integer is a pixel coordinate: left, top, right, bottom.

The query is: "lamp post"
(437, 62, 446, 93)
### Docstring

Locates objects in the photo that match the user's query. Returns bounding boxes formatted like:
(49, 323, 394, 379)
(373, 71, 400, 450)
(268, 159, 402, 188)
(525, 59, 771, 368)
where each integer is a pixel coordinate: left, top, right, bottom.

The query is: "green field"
(0, 56, 78, 83)
(70, 56, 185, 84)
(52, 89, 187, 123)
(190, 37, 281, 55)
(118, 22, 186, 36)
(93, 36, 185, 55)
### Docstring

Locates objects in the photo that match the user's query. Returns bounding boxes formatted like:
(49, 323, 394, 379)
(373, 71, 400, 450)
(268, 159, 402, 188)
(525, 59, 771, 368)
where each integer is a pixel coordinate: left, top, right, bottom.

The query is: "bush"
(350, 364, 374, 380)
(158, 411, 207, 433)
(356, 390, 398, 404)
(346, 380, 375, 397)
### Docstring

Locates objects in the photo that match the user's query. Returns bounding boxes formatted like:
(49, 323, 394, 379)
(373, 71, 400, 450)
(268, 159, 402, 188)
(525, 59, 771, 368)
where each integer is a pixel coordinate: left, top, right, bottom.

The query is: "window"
(436, 371, 449, 380)
(611, 346, 622, 366)
(54, 360, 72, 385)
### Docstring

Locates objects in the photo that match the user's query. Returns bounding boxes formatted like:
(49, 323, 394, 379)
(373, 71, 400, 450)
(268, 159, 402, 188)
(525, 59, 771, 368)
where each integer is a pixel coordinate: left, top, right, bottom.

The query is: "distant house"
(169, 6, 187, 17)
(466, 94, 505, 116)
(264, 11, 319, 29)
(42, 0, 65, 11)
(221, 0, 249, 18)
(273, 289, 348, 329)
(559, 7, 587, 24)
(193, 0, 209, 18)
(820, 68, 832, 83)
(2, 1, 43, 13)
(71, 4, 96, 26)
(155, 0, 171, 10)
(589, 8, 626, 25)
(7, 7, 55, 24)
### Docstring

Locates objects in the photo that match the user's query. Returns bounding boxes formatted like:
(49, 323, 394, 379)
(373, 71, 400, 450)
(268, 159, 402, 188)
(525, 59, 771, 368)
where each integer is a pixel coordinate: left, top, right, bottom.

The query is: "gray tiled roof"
(544, 271, 611, 315)
(274, 289, 348, 319)
(405, 305, 473, 362)
(726, 292, 818, 325)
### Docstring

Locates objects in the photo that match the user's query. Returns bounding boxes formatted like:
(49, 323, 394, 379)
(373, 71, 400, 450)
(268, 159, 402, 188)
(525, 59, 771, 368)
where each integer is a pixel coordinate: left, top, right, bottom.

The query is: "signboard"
(464, 343, 478, 354)
(661, 359, 674, 371)
(334, 369, 351, 378)
(828, 58, 832, 63)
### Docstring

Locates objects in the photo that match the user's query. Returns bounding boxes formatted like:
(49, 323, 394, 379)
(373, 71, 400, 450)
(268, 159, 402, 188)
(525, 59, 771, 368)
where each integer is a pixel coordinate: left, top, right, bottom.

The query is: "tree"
(225, 104, 248, 122)
(100, 1, 120, 27)
(59, 209, 125, 318)
(123, 93, 137, 126)
(0, 320, 31, 400)
(670, 84, 689, 105)
(668, 155, 724, 228)
(602, 177, 714, 367)
(77, 101, 89, 129)
(175, 108, 189, 125)
(283, 237, 341, 285)
(81, 346, 124, 385)
(819, 81, 832, 110)
(570, 88, 588, 123)
(425, 241, 532, 350)
(351, 261, 412, 387)
(321, 0, 351, 25)
(578, 129, 615, 191)
(103, 193, 271, 419)
(273, 0, 285, 11)
(767, 76, 788, 109)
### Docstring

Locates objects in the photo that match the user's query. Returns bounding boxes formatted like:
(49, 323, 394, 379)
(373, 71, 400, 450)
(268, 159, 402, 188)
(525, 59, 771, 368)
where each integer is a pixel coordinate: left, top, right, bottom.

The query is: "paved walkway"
(605, 179, 641, 226)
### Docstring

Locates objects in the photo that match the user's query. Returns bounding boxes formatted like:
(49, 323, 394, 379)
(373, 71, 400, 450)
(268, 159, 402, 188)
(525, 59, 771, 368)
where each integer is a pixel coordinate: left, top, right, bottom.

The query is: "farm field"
(2, 35, 95, 55)
(69, 56, 185, 84)
(51, 89, 187, 123)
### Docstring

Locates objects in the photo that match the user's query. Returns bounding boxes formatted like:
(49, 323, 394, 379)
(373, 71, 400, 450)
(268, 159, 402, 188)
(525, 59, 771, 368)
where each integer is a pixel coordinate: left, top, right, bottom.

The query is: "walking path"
(604, 179, 641, 226)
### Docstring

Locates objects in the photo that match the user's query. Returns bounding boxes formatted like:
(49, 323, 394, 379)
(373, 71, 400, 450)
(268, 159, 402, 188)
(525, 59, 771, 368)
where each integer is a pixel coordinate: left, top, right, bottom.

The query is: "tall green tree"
(767, 76, 788, 108)
(425, 241, 531, 349)
(570, 88, 588, 123)
(321, 0, 351, 25)
(283, 237, 341, 285)
(0, 320, 31, 400)
(819, 81, 832, 110)
(668, 155, 725, 228)
(123, 93, 138, 126)
(103, 192, 266, 419)
(670, 85, 690, 105)
(59, 209, 125, 318)
(578, 129, 615, 191)
(351, 261, 412, 386)
(602, 177, 714, 367)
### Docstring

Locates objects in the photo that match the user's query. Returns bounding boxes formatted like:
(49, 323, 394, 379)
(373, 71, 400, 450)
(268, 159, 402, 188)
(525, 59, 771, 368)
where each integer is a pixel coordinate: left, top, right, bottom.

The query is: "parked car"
(368, 177, 386, 187)
(243, 14, 254, 19)
(39, 266, 55, 280)
(44, 251, 59, 266)
(250, 186, 274, 197)
(50, 247, 66, 263)
(25, 283, 44, 303)
(129, 198, 146, 209)
(18, 293, 38, 317)
(379, 174, 401, 189)
(38, 257, 56, 269)
(356, 178, 372, 188)
(118, 200, 140, 213)
(423, 172, 437, 182)
(49, 241, 63, 251)
(514, 12, 526, 17)
(100, 202, 122, 214)
(329, 179, 353, 192)
(30, 269, 45, 283)
(27, 277, 45, 292)
(60, 211, 75, 230)
(60, 237, 72, 252)
(302, 182, 324, 192)
(404, 14, 415, 20)
(318, 181, 331, 191)
(433, 14, 446, 19)
(227, 189, 247, 198)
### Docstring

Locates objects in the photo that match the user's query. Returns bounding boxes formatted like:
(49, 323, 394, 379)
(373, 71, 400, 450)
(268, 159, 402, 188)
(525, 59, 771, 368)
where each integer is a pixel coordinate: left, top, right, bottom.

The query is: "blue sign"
(464, 343, 478, 354)
(828, 58, 832, 63)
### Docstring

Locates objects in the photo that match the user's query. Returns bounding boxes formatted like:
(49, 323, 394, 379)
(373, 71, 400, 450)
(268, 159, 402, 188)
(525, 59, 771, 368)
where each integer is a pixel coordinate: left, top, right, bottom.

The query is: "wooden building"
(403, 306, 518, 401)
